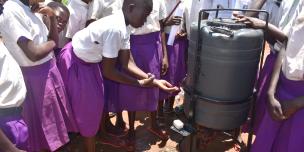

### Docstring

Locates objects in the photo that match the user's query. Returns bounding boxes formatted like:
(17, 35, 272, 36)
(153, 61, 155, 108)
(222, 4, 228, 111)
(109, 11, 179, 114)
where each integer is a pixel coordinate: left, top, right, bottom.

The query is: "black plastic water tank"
(184, 19, 264, 130)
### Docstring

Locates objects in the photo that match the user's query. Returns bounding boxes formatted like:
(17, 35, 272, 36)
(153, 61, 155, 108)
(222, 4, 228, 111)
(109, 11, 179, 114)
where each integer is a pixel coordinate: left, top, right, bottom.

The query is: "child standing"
(57, 0, 178, 151)
(158, 0, 188, 116)
(117, 0, 169, 147)
(86, 0, 127, 137)
(245, 0, 303, 132)
(250, 3, 304, 151)
(44, 2, 70, 55)
(0, 39, 28, 151)
(0, 0, 77, 151)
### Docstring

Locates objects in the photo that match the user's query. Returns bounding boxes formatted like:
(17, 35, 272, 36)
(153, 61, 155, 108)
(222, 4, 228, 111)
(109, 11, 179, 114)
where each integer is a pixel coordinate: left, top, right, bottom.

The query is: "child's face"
(128, 5, 151, 28)
(55, 10, 69, 33)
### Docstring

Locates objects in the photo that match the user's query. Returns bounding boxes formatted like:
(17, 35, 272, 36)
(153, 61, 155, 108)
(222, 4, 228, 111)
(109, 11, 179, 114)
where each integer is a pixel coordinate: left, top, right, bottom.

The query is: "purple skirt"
(251, 73, 304, 152)
(118, 32, 162, 112)
(103, 78, 121, 112)
(0, 110, 28, 150)
(57, 42, 105, 137)
(21, 58, 77, 151)
(252, 51, 277, 132)
(159, 35, 188, 100)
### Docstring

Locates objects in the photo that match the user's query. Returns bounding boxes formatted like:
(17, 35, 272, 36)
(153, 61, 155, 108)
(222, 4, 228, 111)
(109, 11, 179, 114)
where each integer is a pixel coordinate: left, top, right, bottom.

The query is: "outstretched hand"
(153, 79, 179, 93)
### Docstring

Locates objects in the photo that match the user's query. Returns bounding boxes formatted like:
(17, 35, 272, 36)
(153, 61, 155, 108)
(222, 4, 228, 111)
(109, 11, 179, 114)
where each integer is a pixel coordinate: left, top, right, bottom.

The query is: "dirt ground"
(58, 44, 270, 152)
(58, 96, 252, 152)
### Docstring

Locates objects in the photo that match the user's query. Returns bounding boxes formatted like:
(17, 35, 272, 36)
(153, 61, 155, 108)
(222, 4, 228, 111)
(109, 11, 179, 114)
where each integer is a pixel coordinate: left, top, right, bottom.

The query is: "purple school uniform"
(0, 110, 28, 150)
(57, 42, 105, 137)
(251, 73, 304, 152)
(159, 34, 188, 100)
(118, 32, 162, 112)
(21, 58, 77, 151)
(251, 51, 278, 132)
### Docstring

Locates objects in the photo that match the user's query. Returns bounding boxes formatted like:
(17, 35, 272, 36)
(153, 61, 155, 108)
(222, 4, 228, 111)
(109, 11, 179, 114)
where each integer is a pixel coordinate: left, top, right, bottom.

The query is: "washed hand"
(153, 79, 179, 93)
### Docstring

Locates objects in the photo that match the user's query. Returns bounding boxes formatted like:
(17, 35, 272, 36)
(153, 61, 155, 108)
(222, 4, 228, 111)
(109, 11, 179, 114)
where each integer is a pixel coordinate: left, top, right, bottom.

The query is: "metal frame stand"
(184, 8, 269, 152)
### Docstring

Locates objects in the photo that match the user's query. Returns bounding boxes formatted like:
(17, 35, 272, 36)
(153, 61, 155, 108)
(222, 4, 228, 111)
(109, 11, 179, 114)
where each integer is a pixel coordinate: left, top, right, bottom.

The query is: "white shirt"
(72, 10, 130, 63)
(259, 0, 280, 25)
(273, 0, 303, 51)
(130, 0, 167, 35)
(66, 0, 90, 38)
(164, 0, 186, 34)
(0, 0, 53, 67)
(0, 41, 26, 108)
(282, 1, 304, 80)
(87, 0, 122, 20)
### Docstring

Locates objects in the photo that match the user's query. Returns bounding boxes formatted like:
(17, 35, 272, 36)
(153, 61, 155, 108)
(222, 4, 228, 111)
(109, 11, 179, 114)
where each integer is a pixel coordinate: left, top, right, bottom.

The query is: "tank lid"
(207, 19, 246, 30)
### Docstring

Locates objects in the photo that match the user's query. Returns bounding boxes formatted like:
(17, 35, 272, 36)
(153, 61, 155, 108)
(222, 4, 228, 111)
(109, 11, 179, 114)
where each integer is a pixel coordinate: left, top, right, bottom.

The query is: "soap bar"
(173, 119, 184, 130)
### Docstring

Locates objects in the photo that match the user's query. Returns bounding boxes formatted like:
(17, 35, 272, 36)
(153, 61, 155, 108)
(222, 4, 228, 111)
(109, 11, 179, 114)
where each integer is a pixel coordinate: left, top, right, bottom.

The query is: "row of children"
(1, 0, 304, 152)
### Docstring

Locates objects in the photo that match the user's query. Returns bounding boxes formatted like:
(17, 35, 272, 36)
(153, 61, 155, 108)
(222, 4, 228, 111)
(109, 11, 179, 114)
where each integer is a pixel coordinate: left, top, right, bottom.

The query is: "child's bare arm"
(17, 37, 55, 61)
(267, 42, 286, 121)
(160, 20, 168, 76)
(118, 49, 149, 79)
(234, 14, 288, 45)
(32, 4, 59, 46)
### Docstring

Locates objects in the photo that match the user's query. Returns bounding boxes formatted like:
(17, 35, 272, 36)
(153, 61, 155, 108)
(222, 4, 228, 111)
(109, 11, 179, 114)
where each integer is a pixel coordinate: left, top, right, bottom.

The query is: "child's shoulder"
(3, 0, 26, 17)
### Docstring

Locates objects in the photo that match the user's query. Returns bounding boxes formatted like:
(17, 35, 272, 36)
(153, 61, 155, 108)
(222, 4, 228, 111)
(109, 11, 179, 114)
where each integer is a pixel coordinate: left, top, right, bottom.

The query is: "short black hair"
(47, 1, 69, 15)
(123, 0, 153, 12)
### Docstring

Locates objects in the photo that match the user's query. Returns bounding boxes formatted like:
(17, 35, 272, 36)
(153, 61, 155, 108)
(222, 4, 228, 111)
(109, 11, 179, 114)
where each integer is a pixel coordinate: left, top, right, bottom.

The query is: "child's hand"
(267, 96, 286, 121)
(153, 79, 179, 93)
(165, 16, 182, 26)
(176, 30, 187, 39)
(233, 14, 265, 29)
(31, 3, 55, 17)
(138, 73, 155, 87)
(161, 56, 169, 76)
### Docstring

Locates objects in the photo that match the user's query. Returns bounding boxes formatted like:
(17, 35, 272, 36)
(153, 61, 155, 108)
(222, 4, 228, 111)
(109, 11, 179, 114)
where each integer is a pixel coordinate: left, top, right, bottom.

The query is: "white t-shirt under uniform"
(130, 0, 167, 35)
(0, 41, 26, 108)
(66, 0, 90, 38)
(72, 10, 130, 63)
(282, 5, 304, 81)
(0, 0, 53, 67)
(87, 0, 122, 20)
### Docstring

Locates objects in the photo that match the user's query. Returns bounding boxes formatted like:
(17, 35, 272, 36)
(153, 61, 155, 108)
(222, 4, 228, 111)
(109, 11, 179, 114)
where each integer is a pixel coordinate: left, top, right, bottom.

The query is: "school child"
(116, 0, 169, 147)
(57, 0, 178, 151)
(65, 0, 91, 39)
(0, 39, 28, 151)
(242, 0, 303, 132)
(86, 0, 127, 137)
(0, 0, 77, 151)
(243, 3, 304, 151)
(158, 0, 188, 116)
(44, 2, 70, 54)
